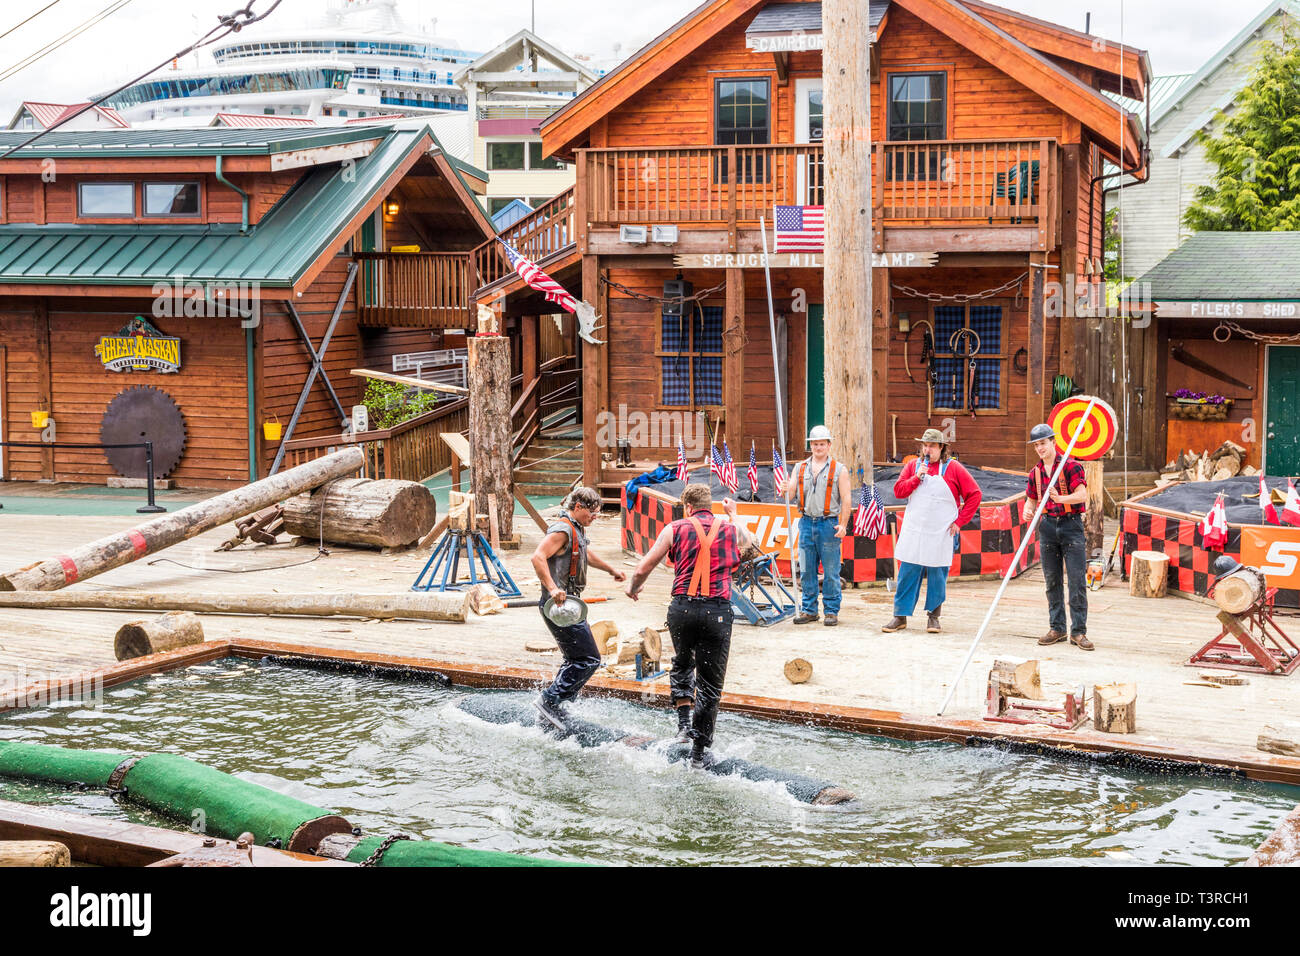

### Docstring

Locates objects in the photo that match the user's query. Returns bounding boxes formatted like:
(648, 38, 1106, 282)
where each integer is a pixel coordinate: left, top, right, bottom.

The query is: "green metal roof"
(0, 125, 390, 157)
(1138, 232, 1300, 300)
(0, 127, 433, 287)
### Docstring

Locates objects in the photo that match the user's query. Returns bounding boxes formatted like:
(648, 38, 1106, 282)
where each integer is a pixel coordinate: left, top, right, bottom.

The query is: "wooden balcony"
(577, 139, 1059, 255)
(354, 252, 474, 329)
(473, 188, 576, 294)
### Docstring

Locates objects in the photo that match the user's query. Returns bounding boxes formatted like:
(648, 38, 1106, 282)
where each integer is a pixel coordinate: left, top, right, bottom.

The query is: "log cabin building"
(477, 0, 1154, 501)
(0, 123, 501, 488)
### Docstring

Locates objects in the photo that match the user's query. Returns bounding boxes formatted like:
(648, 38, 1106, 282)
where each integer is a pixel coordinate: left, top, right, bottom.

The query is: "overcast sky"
(0, 0, 1270, 118)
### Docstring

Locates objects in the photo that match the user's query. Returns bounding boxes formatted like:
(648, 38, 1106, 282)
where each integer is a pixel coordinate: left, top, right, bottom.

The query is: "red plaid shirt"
(669, 510, 741, 599)
(1026, 456, 1087, 516)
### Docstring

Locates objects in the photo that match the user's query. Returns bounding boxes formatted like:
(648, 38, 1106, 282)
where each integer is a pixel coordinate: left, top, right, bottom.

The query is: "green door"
(1268, 346, 1300, 474)
(807, 305, 825, 432)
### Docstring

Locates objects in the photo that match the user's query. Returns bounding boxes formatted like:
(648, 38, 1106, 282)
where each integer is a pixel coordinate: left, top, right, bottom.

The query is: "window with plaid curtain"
(661, 305, 724, 407)
(931, 304, 1004, 412)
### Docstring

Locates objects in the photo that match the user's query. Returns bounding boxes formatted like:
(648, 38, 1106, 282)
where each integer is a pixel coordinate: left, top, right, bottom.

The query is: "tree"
(1183, 28, 1300, 232)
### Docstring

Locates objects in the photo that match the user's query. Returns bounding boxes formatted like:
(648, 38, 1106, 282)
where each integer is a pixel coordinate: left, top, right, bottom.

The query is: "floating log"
(281, 478, 436, 549)
(989, 657, 1042, 700)
(0, 448, 366, 592)
(0, 590, 469, 623)
(1257, 724, 1300, 758)
(784, 658, 813, 684)
(1215, 569, 1264, 615)
(1093, 682, 1137, 734)
(0, 840, 70, 867)
(114, 611, 204, 661)
(1129, 551, 1169, 599)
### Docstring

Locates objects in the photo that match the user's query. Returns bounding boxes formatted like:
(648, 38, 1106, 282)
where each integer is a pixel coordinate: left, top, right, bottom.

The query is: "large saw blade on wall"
(100, 385, 188, 479)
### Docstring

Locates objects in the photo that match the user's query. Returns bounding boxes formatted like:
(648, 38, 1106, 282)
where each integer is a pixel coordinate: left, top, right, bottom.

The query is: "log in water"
(456, 693, 856, 806)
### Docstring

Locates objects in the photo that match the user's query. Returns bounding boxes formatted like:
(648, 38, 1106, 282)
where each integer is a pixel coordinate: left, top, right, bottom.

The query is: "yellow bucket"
(263, 417, 282, 441)
(31, 410, 49, 429)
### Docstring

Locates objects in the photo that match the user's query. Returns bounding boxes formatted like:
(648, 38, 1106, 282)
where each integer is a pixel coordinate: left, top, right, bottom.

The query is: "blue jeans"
(798, 516, 843, 615)
(538, 603, 601, 703)
(893, 561, 949, 617)
(1039, 514, 1088, 635)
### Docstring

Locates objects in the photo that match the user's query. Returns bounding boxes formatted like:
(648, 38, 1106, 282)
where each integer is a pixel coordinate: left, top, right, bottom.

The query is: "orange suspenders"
(685, 515, 724, 598)
(796, 459, 837, 516)
(1034, 460, 1079, 514)
(559, 517, 582, 584)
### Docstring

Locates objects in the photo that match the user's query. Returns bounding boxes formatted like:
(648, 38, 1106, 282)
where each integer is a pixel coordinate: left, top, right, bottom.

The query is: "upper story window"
(144, 182, 200, 217)
(529, 143, 567, 171)
(888, 73, 947, 141)
(715, 79, 770, 145)
(487, 142, 525, 170)
(78, 182, 134, 217)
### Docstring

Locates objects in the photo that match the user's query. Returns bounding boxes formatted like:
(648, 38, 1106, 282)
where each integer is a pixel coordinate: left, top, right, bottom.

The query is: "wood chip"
(1182, 680, 1222, 688)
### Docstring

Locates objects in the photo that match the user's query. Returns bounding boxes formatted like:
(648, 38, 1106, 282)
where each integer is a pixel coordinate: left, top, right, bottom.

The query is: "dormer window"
(78, 182, 134, 217)
(144, 182, 200, 216)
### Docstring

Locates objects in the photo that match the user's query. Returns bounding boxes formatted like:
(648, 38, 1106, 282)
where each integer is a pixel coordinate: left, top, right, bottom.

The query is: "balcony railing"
(473, 187, 576, 291)
(354, 251, 474, 329)
(579, 139, 1058, 233)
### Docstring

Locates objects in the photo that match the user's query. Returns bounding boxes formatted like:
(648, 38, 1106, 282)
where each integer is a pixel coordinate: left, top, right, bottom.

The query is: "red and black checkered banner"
(623, 488, 1038, 584)
(1121, 507, 1300, 608)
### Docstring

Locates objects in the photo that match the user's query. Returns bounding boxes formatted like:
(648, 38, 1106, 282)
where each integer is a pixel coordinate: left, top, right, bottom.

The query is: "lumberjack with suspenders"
(1024, 424, 1094, 651)
(626, 483, 748, 768)
(782, 425, 852, 626)
(531, 487, 626, 728)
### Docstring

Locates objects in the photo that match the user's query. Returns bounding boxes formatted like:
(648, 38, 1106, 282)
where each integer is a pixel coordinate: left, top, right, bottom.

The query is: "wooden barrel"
(1215, 569, 1265, 615)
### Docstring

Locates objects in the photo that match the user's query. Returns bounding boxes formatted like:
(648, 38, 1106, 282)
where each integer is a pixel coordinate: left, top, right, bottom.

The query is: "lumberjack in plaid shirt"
(1024, 456, 1087, 518)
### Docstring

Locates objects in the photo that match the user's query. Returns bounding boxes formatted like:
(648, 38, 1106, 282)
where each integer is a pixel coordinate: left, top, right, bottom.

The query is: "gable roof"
(1139, 232, 1300, 300)
(453, 29, 598, 88)
(0, 125, 385, 159)
(542, 0, 1144, 166)
(9, 102, 129, 131)
(210, 112, 316, 128)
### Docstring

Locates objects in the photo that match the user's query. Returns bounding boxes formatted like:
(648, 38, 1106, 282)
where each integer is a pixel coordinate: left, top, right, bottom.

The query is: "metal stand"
(411, 527, 523, 598)
(634, 653, 666, 682)
(136, 440, 165, 514)
(1190, 587, 1299, 676)
(985, 685, 1089, 730)
(730, 552, 797, 627)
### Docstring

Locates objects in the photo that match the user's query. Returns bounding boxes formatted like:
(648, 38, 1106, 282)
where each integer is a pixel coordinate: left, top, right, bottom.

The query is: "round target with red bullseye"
(1047, 395, 1118, 461)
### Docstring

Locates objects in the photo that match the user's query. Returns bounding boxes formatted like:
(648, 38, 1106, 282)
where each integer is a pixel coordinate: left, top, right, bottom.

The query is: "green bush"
(363, 379, 440, 430)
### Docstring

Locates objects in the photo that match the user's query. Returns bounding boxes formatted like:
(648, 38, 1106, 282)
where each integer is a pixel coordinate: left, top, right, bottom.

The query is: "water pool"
(0, 657, 1293, 866)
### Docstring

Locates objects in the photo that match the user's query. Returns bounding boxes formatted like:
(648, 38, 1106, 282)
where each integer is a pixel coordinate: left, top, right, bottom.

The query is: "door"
(806, 305, 825, 433)
(794, 79, 824, 205)
(1267, 346, 1300, 474)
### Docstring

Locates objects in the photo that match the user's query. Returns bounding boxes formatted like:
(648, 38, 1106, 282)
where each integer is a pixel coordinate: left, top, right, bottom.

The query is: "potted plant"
(1169, 389, 1232, 421)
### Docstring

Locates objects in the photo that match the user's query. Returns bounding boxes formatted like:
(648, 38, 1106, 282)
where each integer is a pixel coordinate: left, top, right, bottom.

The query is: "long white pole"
(759, 214, 799, 585)
(937, 397, 1099, 715)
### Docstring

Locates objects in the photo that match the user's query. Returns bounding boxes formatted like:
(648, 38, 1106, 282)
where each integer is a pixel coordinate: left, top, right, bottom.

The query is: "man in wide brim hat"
(882, 428, 981, 634)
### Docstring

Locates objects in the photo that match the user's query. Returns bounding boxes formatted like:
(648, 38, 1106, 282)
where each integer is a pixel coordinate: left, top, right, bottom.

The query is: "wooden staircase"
(515, 419, 582, 498)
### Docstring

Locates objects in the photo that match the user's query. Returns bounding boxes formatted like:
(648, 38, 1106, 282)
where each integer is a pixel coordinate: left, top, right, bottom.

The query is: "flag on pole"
(1200, 492, 1229, 550)
(720, 441, 738, 494)
(1285, 479, 1300, 527)
(710, 443, 726, 489)
(853, 481, 888, 540)
(773, 205, 825, 252)
(1260, 473, 1281, 525)
(772, 444, 788, 490)
(747, 442, 759, 494)
(675, 437, 690, 483)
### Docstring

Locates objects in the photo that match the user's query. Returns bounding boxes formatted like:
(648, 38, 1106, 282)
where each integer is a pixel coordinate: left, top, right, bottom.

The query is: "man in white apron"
(882, 429, 982, 633)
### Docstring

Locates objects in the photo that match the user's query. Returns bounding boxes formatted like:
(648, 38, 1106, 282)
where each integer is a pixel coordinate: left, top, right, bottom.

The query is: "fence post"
(137, 440, 166, 514)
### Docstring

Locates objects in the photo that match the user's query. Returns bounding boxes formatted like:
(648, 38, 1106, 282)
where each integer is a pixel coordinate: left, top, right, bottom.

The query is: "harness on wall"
(950, 328, 981, 419)
(796, 458, 838, 517)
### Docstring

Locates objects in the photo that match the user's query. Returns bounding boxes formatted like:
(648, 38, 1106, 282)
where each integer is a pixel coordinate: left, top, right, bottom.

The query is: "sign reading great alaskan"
(94, 316, 182, 374)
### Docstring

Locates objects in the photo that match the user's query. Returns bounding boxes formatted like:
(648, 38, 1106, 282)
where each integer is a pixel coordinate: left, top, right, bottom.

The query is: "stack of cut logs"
(1157, 441, 1253, 486)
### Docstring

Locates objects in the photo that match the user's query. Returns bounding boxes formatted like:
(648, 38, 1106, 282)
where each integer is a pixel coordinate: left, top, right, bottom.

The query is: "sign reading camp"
(94, 316, 182, 374)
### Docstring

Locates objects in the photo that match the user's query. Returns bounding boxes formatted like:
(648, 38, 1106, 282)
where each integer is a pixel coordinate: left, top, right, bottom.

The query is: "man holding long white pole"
(1025, 424, 1093, 650)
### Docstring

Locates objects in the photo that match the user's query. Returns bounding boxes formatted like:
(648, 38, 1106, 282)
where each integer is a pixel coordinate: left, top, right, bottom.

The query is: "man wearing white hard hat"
(782, 425, 852, 626)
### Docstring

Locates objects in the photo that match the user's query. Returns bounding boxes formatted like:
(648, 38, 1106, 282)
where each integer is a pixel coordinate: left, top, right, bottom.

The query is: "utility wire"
(0, 0, 135, 84)
(0, 0, 65, 43)
(0, 0, 285, 160)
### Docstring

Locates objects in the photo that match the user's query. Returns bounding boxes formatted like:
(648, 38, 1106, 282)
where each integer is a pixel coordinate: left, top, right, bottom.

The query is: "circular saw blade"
(100, 385, 188, 479)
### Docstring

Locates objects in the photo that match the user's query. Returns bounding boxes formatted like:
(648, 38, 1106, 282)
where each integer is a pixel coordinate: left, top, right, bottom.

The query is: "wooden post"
(872, 268, 890, 460)
(1083, 459, 1105, 556)
(34, 300, 53, 481)
(1093, 682, 1137, 734)
(823, 0, 874, 480)
(581, 255, 603, 485)
(0, 590, 471, 622)
(725, 268, 745, 448)
(1129, 551, 1169, 598)
(1025, 262, 1046, 469)
(0, 841, 70, 867)
(114, 611, 205, 661)
(468, 335, 513, 542)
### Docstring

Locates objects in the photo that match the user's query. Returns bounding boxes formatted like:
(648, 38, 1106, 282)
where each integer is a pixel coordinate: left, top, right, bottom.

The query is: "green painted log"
(0, 741, 125, 788)
(343, 836, 583, 868)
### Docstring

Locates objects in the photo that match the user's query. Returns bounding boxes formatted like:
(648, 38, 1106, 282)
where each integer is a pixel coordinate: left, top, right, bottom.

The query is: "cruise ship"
(101, 0, 482, 124)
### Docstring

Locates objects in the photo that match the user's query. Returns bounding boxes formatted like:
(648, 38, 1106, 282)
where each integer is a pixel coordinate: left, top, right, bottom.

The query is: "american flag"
(853, 482, 888, 540)
(774, 205, 825, 252)
(675, 438, 690, 483)
(500, 240, 577, 313)
(747, 442, 759, 494)
(711, 443, 738, 494)
(772, 445, 788, 489)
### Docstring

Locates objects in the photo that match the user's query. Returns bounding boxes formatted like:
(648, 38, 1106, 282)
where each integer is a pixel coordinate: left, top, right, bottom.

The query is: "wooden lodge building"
(475, 0, 1155, 499)
(0, 123, 521, 488)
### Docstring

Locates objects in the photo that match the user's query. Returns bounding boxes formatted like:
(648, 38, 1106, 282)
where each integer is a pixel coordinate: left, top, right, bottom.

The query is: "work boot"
(674, 704, 693, 742)
(1070, 632, 1095, 651)
(881, 616, 907, 633)
(1038, 630, 1066, 646)
(532, 694, 567, 731)
(824, 613, 838, 627)
(927, 609, 942, 633)
(689, 743, 714, 770)
(793, 612, 819, 625)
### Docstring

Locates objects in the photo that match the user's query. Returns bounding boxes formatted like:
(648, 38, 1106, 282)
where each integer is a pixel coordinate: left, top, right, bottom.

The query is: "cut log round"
(989, 657, 1042, 700)
(525, 639, 558, 654)
(0, 590, 469, 623)
(281, 478, 436, 549)
(114, 610, 204, 661)
(590, 621, 619, 656)
(1093, 681, 1137, 734)
(784, 658, 813, 684)
(1215, 569, 1265, 615)
(1199, 669, 1250, 686)
(1129, 551, 1169, 599)
(612, 636, 644, 666)
(639, 627, 663, 664)
(467, 584, 505, 616)
(0, 840, 71, 867)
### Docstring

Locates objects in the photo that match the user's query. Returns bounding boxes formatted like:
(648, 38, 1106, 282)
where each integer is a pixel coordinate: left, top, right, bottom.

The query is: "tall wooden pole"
(822, 0, 873, 480)
(468, 335, 514, 542)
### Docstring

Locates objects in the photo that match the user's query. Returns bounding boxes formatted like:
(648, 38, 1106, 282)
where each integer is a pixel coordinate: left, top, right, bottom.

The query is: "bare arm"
(836, 467, 852, 537)
(587, 548, 626, 582)
(626, 525, 674, 601)
(531, 531, 570, 604)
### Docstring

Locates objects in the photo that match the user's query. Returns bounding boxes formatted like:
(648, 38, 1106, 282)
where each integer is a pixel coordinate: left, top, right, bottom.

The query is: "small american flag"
(675, 439, 690, 483)
(853, 482, 888, 540)
(774, 205, 825, 252)
(747, 442, 759, 494)
(710, 444, 725, 488)
(500, 240, 577, 313)
(721, 441, 738, 494)
(772, 445, 788, 489)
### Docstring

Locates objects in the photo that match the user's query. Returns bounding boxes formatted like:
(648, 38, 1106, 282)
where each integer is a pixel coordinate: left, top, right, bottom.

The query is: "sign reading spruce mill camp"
(94, 316, 182, 374)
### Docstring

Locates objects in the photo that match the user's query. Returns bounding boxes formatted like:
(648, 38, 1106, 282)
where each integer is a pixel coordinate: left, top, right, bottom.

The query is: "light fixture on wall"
(385, 200, 400, 217)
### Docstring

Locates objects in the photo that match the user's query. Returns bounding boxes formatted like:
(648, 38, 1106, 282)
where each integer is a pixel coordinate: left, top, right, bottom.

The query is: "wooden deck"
(0, 511, 1298, 772)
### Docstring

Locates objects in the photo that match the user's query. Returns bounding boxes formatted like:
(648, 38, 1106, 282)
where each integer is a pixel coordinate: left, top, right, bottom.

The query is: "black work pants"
(667, 596, 734, 749)
(1039, 513, 1088, 635)
(538, 603, 601, 703)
